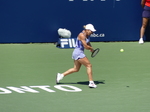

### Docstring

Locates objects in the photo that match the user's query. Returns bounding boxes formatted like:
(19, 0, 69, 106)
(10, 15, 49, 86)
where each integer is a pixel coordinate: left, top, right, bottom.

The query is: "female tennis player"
(56, 24, 97, 88)
(139, 0, 150, 44)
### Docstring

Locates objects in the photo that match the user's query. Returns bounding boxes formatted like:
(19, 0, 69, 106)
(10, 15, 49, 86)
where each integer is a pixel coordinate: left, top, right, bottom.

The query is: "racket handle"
(90, 49, 94, 52)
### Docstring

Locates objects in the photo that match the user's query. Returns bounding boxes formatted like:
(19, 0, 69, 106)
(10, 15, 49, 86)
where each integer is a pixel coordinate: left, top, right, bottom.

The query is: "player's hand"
(90, 49, 94, 53)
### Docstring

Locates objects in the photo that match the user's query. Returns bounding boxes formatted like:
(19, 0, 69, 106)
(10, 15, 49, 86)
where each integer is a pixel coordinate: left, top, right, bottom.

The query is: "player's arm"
(141, 0, 146, 8)
(87, 42, 94, 52)
(78, 33, 94, 51)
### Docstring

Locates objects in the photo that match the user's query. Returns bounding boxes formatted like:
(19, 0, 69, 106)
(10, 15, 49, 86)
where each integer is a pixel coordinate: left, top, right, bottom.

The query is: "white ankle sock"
(61, 74, 64, 78)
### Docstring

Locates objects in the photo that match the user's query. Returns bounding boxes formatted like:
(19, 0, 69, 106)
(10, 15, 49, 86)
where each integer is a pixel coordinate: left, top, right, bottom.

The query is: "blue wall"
(0, 0, 143, 43)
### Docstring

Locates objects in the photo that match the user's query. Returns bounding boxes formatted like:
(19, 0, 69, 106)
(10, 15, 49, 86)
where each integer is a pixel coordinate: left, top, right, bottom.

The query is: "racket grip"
(90, 49, 94, 52)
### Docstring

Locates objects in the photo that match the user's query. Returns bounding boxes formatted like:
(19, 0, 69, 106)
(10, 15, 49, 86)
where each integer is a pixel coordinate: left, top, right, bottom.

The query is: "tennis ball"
(120, 49, 124, 52)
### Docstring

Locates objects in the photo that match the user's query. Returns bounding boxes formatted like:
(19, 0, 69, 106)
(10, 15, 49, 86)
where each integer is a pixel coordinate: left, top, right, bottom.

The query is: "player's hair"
(83, 25, 86, 29)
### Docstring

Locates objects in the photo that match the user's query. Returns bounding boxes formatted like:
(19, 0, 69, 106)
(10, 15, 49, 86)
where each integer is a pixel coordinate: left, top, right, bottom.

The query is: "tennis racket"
(91, 48, 100, 58)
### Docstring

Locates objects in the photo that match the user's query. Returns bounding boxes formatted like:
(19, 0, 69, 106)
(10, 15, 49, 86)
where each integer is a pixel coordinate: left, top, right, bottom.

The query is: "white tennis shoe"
(56, 73, 63, 84)
(89, 83, 97, 88)
(139, 38, 144, 44)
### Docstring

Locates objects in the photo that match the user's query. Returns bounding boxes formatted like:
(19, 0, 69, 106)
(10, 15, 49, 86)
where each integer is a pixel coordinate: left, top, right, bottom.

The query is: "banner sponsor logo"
(60, 38, 76, 48)
(90, 33, 105, 38)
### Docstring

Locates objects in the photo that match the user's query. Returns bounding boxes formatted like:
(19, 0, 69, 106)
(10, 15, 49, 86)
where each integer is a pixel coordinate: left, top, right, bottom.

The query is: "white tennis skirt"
(72, 49, 86, 60)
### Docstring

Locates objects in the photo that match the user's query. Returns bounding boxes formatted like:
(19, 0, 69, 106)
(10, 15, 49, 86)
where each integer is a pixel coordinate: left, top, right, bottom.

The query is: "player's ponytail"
(83, 25, 86, 29)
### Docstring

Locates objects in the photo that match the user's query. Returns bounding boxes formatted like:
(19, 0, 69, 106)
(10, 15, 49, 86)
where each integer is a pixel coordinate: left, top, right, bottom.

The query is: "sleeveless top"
(75, 32, 90, 51)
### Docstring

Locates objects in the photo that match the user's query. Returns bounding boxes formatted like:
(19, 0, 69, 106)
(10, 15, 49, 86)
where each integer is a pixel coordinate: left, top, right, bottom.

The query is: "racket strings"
(92, 50, 99, 56)
(91, 48, 99, 57)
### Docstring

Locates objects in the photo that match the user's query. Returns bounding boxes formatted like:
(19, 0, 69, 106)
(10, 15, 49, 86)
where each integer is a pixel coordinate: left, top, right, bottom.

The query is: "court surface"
(0, 42, 150, 112)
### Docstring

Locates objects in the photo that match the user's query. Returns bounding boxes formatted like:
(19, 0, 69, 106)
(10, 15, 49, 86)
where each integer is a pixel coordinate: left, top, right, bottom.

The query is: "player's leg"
(62, 60, 81, 76)
(140, 18, 149, 37)
(78, 57, 93, 81)
(78, 57, 97, 88)
(56, 60, 81, 83)
(139, 17, 149, 44)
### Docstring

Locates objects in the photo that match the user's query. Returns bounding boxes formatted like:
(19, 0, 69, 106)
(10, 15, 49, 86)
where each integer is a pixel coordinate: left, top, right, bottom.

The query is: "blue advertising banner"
(0, 0, 144, 43)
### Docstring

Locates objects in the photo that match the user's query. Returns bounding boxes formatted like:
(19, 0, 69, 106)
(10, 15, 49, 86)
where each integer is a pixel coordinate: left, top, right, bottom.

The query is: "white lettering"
(90, 33, 105, 37)
(7, 86, 39, 93)
(30, 85, 55, 92)
(60, 38, 76, 48)
(72, 38, 76, 47)
(0, 85, 82, 94)
(0, 88, 12, 94)
(68, 39, 72, 47)
(99, 33, 105, 37)
(60, 39, 68, 48)
(54, 85, 82, 92)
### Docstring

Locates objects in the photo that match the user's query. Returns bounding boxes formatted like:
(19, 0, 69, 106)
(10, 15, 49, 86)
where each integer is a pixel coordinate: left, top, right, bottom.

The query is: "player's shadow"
(58, 80, 105, 85)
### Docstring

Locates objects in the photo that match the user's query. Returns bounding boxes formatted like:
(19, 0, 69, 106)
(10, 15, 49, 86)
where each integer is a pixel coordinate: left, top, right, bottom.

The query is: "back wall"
(0, 0, 144, 43)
